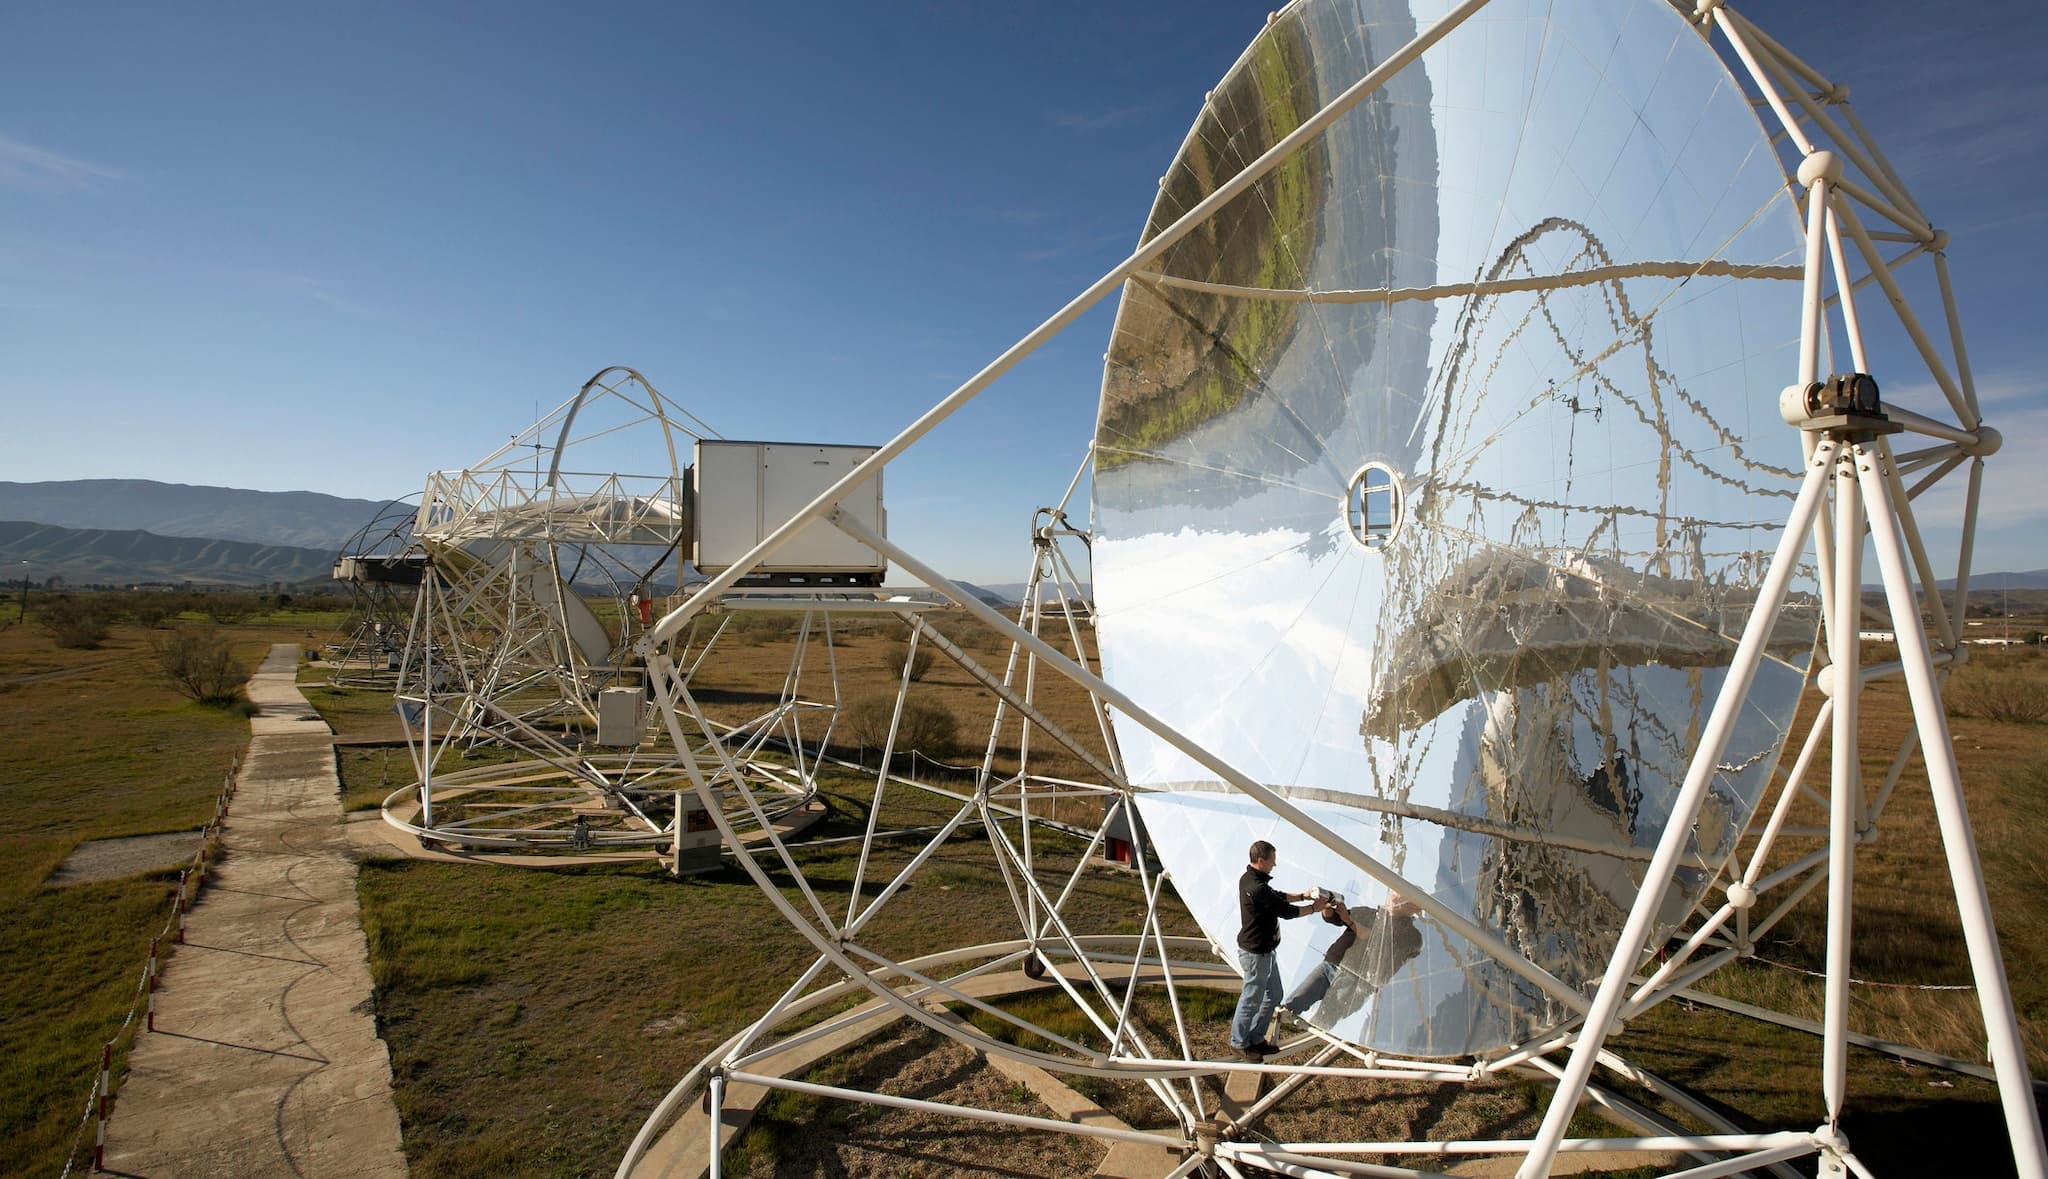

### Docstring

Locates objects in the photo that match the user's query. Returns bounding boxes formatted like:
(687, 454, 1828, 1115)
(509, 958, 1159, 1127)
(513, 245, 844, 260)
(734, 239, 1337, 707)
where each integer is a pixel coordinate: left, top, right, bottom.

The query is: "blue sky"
(2, 1, 2041, 582)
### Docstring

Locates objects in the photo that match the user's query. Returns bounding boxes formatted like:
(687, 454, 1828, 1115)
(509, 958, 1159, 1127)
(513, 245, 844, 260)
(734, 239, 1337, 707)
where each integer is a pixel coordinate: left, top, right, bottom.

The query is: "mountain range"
(0, 480, 395, 551)
(1, 480, 2038, 601)
(0, 479, 403, 587)
(0, 520, 337, 588)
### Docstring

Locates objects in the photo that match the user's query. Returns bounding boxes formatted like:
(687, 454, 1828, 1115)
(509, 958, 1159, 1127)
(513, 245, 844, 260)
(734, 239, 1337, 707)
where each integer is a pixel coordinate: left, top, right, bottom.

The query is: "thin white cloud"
(1054, 100, 1166, 133)
(1018, 225, 1134, 265)
(981, 204, 1051, 225)
(1807, 3, 2048, 178)
(289, 275, 375, 317)
(0, 133, 123, 194)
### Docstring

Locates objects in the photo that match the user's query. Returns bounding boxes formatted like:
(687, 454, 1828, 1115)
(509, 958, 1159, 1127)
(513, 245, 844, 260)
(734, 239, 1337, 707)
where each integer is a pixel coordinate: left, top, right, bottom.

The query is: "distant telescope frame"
(621, 3, 2042, 1177)
(383, 366, 818, 854)
(327, 494, 423, 690)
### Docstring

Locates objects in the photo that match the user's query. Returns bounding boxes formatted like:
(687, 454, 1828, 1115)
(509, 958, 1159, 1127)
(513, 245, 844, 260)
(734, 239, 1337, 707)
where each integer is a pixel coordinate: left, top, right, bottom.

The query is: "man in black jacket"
(1231, 839, 1323, 1060)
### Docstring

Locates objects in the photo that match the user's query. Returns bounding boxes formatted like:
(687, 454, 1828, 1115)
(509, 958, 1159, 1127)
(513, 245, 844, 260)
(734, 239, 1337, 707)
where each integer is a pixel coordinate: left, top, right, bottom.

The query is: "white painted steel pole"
(1821, 443, 1862, 1122)
(1518, 443, 1835, 1178)
(641, 0, 1493, 650)
(1952, 458, 1985, 621)
(420, 572, 435, 829)
(1796, 164, 1839, 649)
(1858, 447, 2048, 1177)
(1833, 200, 1976, 428)
(706, 1071, 725, 1179)
(1712, 7, 1817, 158)
(1932, 250, 1981, 420)
(1796, 166, 1832, 386)
(1823, 197, 1870, 373)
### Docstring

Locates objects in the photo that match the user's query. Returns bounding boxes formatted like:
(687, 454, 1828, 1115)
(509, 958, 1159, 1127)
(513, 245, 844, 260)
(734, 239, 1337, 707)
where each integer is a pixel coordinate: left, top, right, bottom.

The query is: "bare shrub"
(884, 633, 938, 681)
(828, 616, 888, 639)
(1946, 670, 2048, 724)
(839, 692, 958, 760)
(153, 625, 248, 704)
(954, 617, 1018, 655)
(38, 595, 114, 649)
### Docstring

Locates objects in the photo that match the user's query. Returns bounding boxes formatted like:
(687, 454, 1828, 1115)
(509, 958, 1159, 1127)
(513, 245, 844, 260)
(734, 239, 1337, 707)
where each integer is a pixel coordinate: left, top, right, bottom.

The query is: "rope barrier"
(59, 753, 241, 1177)
(1748, 952, 1978, 992)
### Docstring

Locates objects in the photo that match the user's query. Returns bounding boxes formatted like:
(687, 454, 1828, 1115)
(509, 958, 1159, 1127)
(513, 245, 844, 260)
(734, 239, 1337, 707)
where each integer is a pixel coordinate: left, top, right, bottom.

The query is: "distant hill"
(1940, 569, 2048, 591)
(0, 520, 336, 587)
(973, 581, 1089, 606)
(952, 581, 1020, 609)
(0, 479, 393, 550)
(1857, 570, 2048, 619)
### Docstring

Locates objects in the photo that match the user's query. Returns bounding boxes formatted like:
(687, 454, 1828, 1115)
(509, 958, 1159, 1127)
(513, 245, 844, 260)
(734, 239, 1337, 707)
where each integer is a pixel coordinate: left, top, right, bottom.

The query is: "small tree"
(153, 626, 247, 704)
(128, 598, 175, 628)
(202, 593, 258, 624)
(840, 692, 958, 763)
(39, 595, 113, 649)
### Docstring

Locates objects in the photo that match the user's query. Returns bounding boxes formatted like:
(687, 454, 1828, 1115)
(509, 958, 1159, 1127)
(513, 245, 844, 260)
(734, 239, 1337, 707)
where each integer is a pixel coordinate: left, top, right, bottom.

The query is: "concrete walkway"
(103, 645, 406, 1178)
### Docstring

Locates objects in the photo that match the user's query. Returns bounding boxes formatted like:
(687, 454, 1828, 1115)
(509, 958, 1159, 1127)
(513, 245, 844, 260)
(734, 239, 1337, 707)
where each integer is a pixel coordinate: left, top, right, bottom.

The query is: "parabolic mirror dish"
(1094, 0, 1821, 1057)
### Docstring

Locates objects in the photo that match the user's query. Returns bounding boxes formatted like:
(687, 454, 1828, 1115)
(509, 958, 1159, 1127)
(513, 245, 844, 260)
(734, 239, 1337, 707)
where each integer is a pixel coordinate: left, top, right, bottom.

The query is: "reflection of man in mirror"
(1232, 840, 1325, 1061)
(1279, 895, 1423, 1028)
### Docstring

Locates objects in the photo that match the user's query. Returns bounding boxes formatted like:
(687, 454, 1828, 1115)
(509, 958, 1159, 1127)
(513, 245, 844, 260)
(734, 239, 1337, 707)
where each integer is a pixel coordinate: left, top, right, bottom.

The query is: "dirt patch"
(48, 831, 200, 886)
(735, 1023, 1104, 1177)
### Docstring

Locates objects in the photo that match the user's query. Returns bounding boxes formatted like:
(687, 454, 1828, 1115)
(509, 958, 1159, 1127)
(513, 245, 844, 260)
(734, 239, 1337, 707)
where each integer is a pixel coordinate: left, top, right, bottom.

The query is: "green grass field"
(0, 595, 345, 1172)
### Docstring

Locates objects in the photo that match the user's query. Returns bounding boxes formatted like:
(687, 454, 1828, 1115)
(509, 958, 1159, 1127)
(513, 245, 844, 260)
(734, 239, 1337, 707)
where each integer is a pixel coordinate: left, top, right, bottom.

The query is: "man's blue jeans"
(1281, 958, 1337, 1015)
(1232, 948, 1282, 1048)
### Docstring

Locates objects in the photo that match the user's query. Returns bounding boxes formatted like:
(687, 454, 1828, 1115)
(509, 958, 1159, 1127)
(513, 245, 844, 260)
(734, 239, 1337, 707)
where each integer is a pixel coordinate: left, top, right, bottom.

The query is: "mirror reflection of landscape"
(1095, 0, 1821, 1056)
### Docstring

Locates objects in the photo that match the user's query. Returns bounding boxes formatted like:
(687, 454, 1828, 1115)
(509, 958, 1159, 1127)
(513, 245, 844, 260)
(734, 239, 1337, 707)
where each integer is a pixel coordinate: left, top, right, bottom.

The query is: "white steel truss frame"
(385, 367, 816, 854)
(620, 3, 2043, 1176)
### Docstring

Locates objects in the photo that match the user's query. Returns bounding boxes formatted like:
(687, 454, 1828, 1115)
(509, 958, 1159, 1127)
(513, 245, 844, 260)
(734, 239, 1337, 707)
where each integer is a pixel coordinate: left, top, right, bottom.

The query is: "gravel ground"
(48, 831, 201, 885)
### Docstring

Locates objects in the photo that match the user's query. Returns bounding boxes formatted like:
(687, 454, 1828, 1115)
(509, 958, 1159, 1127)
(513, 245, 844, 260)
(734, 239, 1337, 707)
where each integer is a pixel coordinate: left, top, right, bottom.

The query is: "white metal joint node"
(1966, 424, 2002, 457)
(1725, 881, 1757, 910)
(1798, 149, 1843, 187)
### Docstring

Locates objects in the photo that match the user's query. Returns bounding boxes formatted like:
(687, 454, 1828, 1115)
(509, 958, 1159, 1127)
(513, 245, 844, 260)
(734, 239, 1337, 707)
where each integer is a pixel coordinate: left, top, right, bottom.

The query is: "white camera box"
(693, 440, 886, 578)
